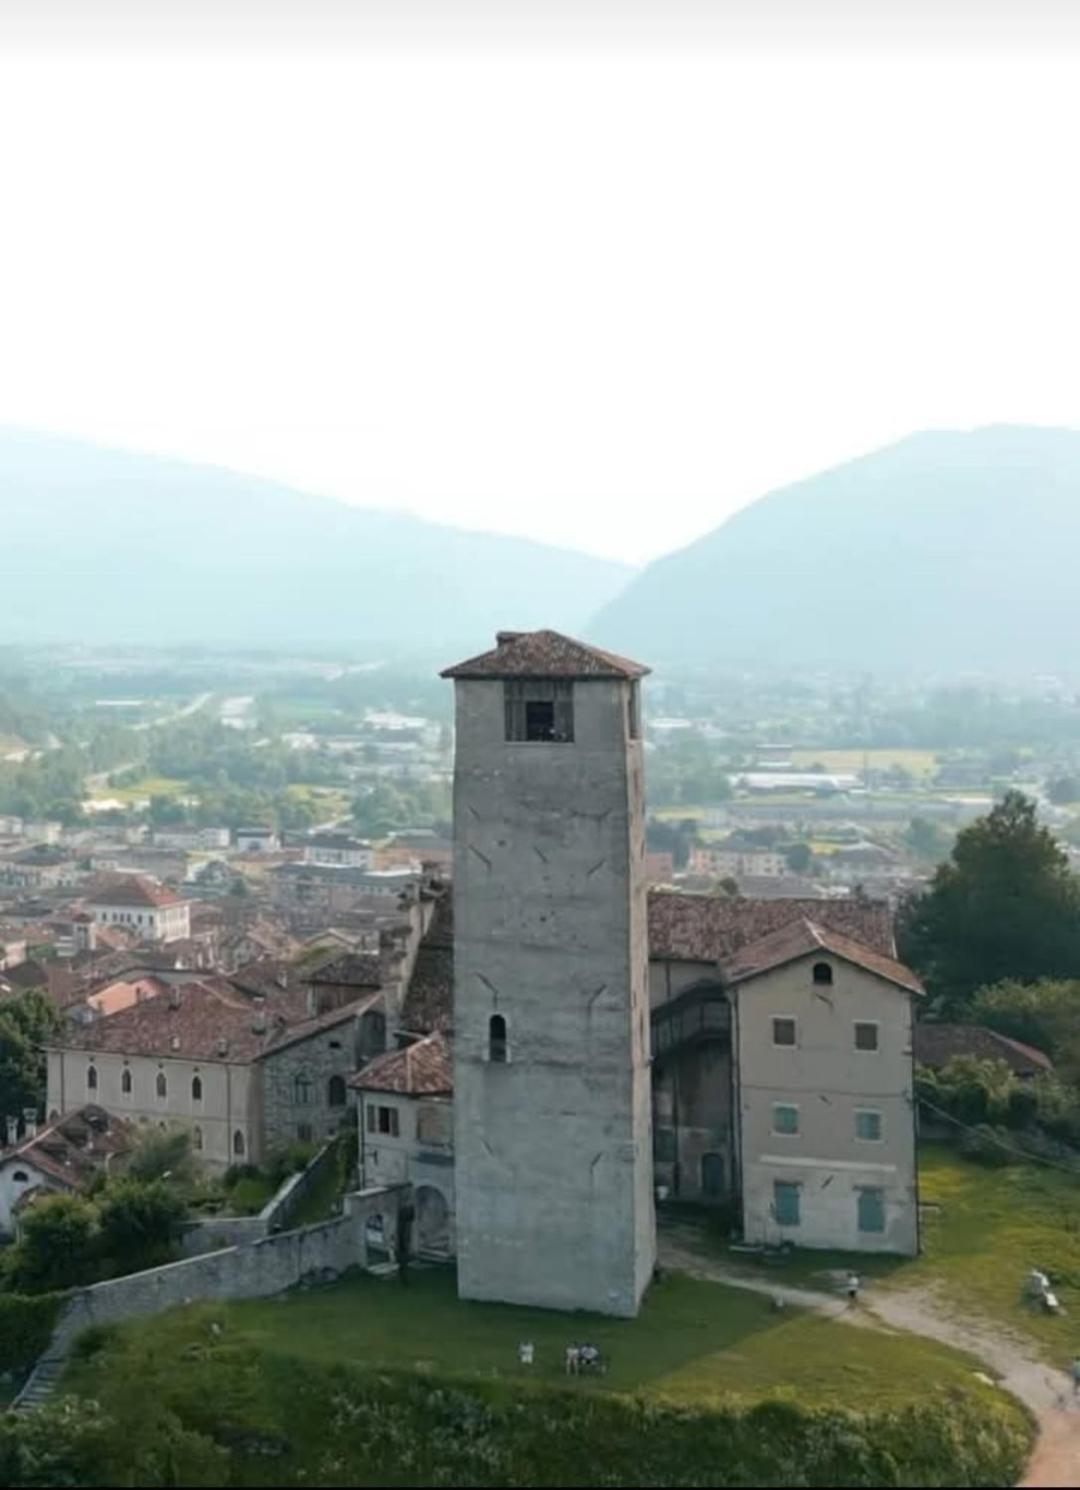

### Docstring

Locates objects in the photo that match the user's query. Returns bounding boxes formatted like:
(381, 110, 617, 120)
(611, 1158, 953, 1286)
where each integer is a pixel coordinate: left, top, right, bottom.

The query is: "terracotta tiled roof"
(88, 875, 187, 909)
(914, 1023, 1053, 1076)
(56, 978, 379, 1064)
(718, 917, 924, 996)
(350, 1031, 452, 1096)
(0, 1104, 134, 1190)
(441, 629, 649, 681)
(647, 890, 895, 963)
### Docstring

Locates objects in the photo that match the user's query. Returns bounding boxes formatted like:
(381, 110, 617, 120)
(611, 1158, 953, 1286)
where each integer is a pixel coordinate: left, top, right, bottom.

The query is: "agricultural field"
(789, 748, 941, 778)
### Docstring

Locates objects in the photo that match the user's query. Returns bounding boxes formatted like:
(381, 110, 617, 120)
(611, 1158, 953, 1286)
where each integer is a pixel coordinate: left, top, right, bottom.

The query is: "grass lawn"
(74, 1266, 1009, 1415)
(681, 1145, 1080, 1362)
(91, 773, 188, 804)
(790, 748, 940, 777)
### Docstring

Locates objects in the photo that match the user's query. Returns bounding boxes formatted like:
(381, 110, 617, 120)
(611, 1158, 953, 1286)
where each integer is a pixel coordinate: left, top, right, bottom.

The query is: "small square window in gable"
(854, 1022, 879, 1051)
(772, 1017, 797, 1047)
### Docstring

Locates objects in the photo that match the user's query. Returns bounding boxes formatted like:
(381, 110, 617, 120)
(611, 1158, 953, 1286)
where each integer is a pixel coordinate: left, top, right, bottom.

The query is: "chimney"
(22, 1107, 38, 1141)
(5, 1115, 18, 1147)
(496, 630, 524, 646)
(252, 995, 267, 1035)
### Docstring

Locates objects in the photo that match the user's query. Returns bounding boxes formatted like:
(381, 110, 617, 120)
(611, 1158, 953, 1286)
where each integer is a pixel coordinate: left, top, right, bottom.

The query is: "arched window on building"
(87, 1064, 98, 1092)
(812, 962, 833, 986)
(328, 1074, 347, 1107)
(489, 1014, 508, 1063)
(121, 1068, 132, 1095)
(156, 1071, 167, 1099)
(191, 1074, 203, 1102)
(233, 1129, 245, 1156)
(294, 1073, 313, 1106)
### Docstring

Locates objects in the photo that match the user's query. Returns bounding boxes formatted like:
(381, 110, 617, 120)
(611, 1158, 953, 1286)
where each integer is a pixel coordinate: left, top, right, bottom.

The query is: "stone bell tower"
(441, 629, 655, 1316)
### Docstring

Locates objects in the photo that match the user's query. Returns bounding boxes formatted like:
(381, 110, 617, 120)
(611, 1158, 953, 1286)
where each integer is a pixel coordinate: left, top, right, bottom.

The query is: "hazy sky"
(3, 2, 1080, 564)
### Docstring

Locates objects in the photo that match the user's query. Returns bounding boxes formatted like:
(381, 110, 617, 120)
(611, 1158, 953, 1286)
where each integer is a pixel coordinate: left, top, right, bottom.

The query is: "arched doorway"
(701, 1151, 725, 1198)
(415, 1185, 451, 1255)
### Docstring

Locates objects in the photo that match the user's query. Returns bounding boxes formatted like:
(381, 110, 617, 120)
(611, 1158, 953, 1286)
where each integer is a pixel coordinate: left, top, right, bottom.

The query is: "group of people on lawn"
(516, 1340, 604, 1374)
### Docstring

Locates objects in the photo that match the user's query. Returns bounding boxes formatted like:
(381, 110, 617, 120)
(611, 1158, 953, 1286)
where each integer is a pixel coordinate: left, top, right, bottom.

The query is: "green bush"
(959, 1124, 1014, 1167)
(0, 1293, 64, 1375)
(60, 1335, 1034, 1489)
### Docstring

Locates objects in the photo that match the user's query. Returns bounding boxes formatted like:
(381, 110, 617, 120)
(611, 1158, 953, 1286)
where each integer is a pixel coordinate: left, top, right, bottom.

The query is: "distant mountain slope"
(0, 429, 632, 651)
(592, 425, 1080, 671)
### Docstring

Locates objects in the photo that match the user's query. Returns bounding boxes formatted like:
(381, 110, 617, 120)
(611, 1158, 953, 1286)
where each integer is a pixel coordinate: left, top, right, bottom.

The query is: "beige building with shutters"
(723, 920, 922, 1255)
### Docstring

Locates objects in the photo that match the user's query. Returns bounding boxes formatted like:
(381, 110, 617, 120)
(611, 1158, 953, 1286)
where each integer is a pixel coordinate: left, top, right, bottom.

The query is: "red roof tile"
(914, 1023, 1053, 1075)
(718, 917, 924, 995)
(647, 890, 895, 964)
(88, 875, 188, 909)
(350, 1031, 452, 1096)
(441, 629, 649, 681)
(57, 977, 379, 1064)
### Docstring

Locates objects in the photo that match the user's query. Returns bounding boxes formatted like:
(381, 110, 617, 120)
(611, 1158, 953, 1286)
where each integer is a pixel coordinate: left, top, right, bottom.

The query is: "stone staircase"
(11, 1351, 66, 1414)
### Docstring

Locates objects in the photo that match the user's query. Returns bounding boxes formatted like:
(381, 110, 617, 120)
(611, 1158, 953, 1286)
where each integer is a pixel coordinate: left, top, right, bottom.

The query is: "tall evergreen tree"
(898, 791, 1080, 1013)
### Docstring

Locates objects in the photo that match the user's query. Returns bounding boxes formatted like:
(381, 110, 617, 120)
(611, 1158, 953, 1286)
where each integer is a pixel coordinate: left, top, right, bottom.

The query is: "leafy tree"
(3, 1194, 98, 1294)
(898, 792, 1080, 1013)
(903, 816, 952, 865)
(0, 992, 61, 1124)
(783, 841, 812, 874)
(126, 1126, 196, 1186)
(97, 1179, 184, 1274)
(970, 979, 1080, 1084)
(0, 1396, 114, 1489)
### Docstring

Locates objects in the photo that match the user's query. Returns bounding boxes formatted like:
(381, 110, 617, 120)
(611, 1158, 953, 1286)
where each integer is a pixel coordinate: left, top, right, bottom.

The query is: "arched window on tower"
(87, 1064, 98, 1093)
(121, 1068, 132, 1095)
(488, 1014, 508, 1063)
(191, 1074, 203, 1102)
(156, 1071, 167, 1099)
(812, 962, 833, 986)
(233, 1129, 245, 1156)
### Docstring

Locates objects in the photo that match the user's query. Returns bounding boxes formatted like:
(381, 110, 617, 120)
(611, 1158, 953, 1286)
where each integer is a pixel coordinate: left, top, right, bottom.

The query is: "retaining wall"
(50, 1186, 404, 1353)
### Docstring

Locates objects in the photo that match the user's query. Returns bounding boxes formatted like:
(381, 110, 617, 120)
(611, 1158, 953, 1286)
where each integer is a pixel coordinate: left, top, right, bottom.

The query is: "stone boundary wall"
(179, 1139, 342, 1258)
(50, 1186, 405, 1354)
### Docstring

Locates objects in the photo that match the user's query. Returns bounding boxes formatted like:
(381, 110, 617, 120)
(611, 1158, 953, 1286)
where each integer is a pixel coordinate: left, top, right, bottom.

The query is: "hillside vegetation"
(31, 1269, 1033, 1488)
(594, 424, 1080, 670)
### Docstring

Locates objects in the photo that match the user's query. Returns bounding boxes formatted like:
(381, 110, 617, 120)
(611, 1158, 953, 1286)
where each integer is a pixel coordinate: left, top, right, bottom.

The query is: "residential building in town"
(234, 827, 280, 853)
(0, 1104, 133, 1237)
(87, 876, 191, 943)
(46, 975, 385, 1170)
(302, 833, 374, 868)
(351, 1030, 454, 1254)
(688, 846, 787, 879)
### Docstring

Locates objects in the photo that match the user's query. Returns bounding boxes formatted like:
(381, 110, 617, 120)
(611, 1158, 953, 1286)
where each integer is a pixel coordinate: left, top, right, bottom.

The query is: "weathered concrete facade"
(448, 648, 656, 1317)
(732, 953, 919, 1256)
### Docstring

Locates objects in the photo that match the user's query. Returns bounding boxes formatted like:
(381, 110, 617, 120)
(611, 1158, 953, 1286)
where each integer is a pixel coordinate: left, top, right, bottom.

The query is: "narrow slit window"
(489, 1013, 508, 1063)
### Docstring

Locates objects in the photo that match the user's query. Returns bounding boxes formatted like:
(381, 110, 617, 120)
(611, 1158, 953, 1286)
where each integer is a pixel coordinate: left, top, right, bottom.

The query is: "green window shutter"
(774, 1180, 801, 1227)
(857, 1187, 885, 1233)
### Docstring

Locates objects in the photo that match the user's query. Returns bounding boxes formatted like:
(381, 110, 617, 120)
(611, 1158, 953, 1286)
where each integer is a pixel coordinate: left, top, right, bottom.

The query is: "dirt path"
(660, 1236, 1080, 1488)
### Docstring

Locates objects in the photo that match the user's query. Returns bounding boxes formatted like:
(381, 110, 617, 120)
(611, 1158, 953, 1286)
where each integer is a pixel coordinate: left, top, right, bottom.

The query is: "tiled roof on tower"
(440, 629, 649, 680)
